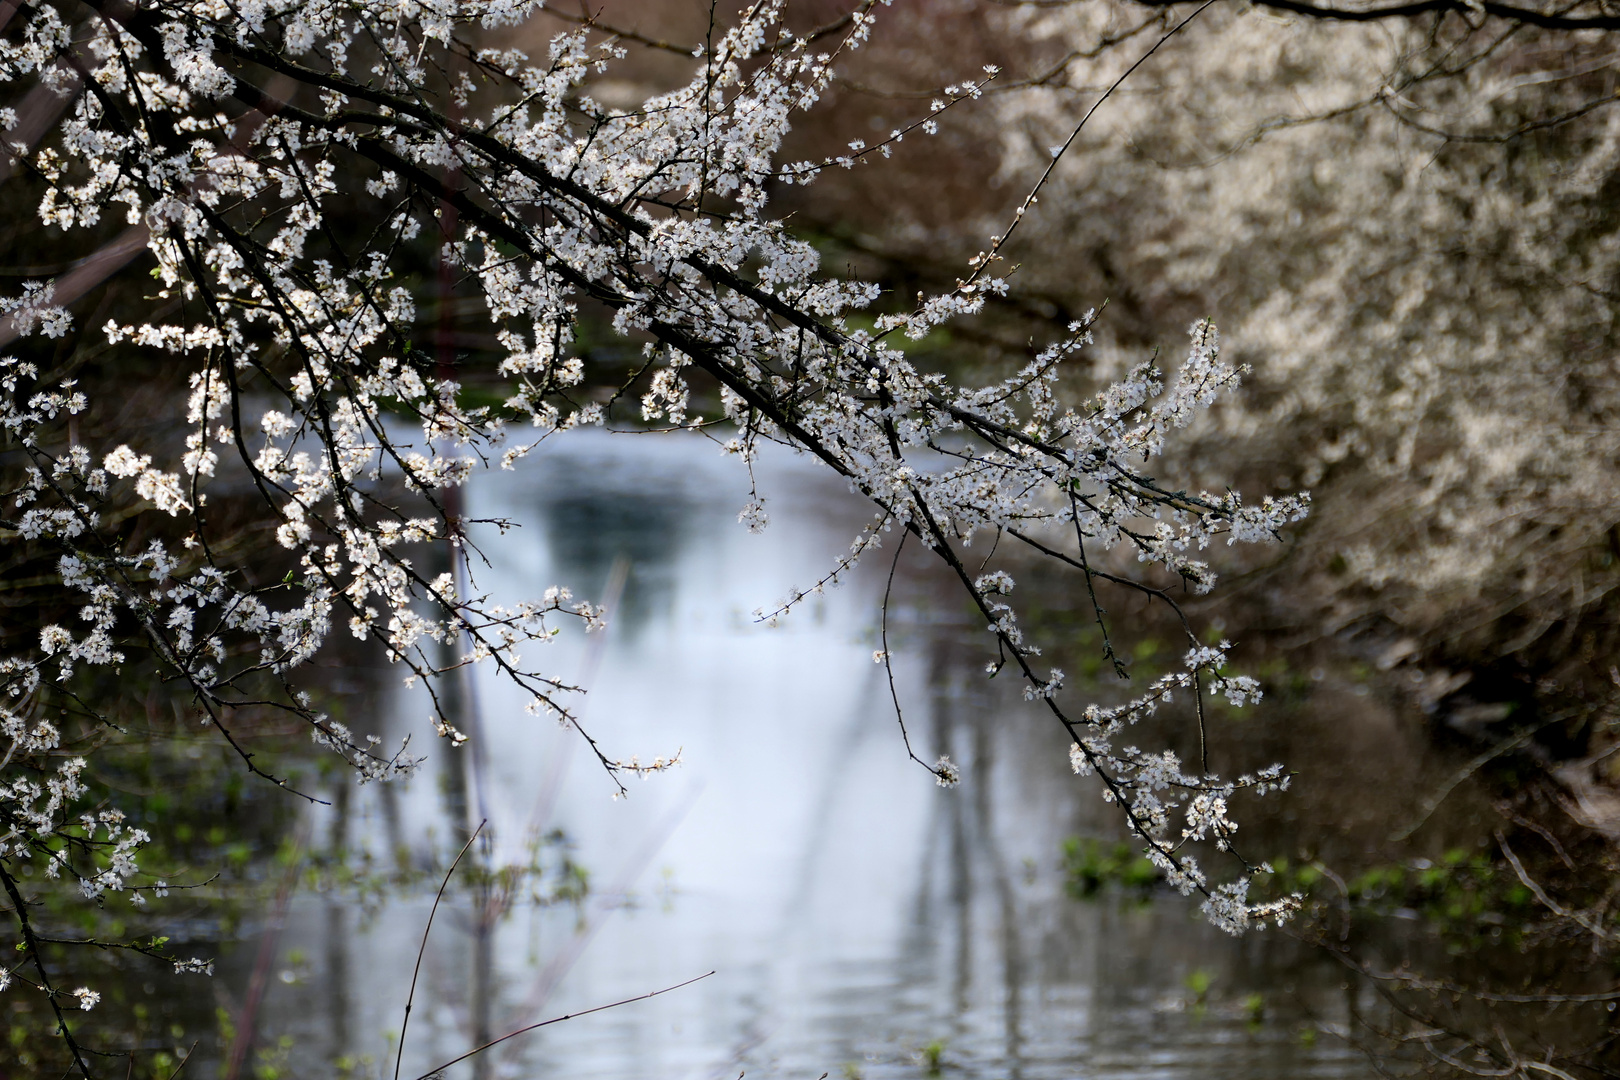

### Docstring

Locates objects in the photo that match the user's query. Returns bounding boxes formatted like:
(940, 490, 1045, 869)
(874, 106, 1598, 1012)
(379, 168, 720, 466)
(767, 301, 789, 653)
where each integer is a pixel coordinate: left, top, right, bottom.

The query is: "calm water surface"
(233, 432, 1377, 1080)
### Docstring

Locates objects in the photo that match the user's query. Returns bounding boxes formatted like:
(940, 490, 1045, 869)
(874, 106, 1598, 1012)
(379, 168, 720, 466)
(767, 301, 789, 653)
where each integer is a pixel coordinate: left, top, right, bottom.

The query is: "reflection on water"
(539, 490, 689, 640)
(229, 432, 1377, 1080)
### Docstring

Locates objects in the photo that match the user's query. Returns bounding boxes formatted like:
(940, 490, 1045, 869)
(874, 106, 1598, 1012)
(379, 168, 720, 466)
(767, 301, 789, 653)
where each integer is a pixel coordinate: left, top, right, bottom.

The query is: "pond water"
(220, 431, 1386, 1080)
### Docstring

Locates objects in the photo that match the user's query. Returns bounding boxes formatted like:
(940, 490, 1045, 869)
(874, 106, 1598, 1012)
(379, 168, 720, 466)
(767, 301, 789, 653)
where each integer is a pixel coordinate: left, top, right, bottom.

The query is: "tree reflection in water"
(118, 432, 1609, 1080)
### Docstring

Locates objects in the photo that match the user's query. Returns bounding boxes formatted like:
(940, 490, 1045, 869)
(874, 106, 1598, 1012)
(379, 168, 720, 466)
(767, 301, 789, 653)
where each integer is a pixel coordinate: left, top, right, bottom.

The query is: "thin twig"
(1069, 491, 1129, 679)
(1139, 0, 1620, 33)
(1498, 804, 1578, 872)
(411, 971, 714, 1080)
(1389, 720, 1560, 842)
(1496, 830, 1615, 943)
(880, 530, 937, 777)
(394, 819, 485, 1080)
(1193, 668, 1209, 774)
(963, 0, 1216, 285)
(0, 861, 94, 1079)
(166, 1041, 199, 1080)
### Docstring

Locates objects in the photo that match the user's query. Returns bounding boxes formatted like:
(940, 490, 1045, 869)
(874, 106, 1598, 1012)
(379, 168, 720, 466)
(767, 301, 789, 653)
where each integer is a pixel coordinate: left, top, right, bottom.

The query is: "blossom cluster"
(0, 0, 1308, 951)
(981, 1, 1620, 659)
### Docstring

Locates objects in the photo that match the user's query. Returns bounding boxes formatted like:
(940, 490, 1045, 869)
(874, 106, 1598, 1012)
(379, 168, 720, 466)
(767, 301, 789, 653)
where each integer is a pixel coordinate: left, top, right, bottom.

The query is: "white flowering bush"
(822, 0, 1620, 675)
(0, 0, 1322, 1065)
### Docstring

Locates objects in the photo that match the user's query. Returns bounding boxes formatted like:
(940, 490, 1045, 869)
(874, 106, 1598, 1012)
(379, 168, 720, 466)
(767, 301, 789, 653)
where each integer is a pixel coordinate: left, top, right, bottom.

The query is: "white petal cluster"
(0, 0, 1308, 931)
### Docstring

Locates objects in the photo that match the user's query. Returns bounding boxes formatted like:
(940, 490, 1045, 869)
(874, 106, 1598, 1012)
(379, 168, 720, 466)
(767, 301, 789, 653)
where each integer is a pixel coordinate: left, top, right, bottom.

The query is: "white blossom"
(0, 0, 1305, 938)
